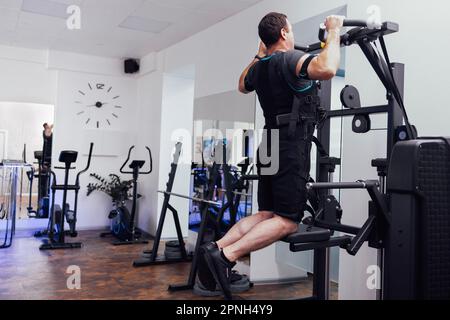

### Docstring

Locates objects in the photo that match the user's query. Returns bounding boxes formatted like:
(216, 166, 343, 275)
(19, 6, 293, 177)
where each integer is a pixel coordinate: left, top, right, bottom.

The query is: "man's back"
(244, 50, 314, 121)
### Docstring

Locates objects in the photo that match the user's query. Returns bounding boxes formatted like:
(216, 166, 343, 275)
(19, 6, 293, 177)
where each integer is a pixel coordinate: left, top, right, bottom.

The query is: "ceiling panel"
(0, 0, 23, 10)
(15, 11, 67, 37)
(133, 1, 193, 23)
(194, 0, 260, 15)
(21, 0, 83, 19)
(80, 0, 143, 31)
(147, 0, 208, 10)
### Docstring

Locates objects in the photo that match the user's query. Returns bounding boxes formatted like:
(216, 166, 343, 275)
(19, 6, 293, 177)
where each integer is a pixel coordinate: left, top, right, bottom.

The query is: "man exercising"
(200, 12, 343, 299)
(42, 123, 53, 166)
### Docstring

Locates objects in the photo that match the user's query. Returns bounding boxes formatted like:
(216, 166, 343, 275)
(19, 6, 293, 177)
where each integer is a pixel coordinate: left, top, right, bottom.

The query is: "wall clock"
(75, 82, 123, 129)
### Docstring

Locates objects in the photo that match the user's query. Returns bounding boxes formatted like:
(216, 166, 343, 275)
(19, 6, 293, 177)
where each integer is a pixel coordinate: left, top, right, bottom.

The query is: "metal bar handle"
(158, 191, 221, 207)
(76, 143, 94, 184)
(141, 147, 153, 175)
(120, 146, 134, 174)
(307, 181, 379, 190)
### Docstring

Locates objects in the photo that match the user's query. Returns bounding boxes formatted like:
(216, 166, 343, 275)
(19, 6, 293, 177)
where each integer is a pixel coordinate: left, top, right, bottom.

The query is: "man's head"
(258, 12, 295, 51)
(43, 123, 53, 132)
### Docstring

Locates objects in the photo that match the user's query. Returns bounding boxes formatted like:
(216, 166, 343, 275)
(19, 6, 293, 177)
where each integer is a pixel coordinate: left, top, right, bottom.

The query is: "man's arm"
(239, 42, 267, 94)
(296, 15, 344, 81)
(238, 59, 259, 94)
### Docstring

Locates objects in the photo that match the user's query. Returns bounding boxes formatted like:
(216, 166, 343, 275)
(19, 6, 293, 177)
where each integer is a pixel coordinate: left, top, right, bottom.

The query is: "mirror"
(190, 90, 256, 271)
(0, 102, 54, 221)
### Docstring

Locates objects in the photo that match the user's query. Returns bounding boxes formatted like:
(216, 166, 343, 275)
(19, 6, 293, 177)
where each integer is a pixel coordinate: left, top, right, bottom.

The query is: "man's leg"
(222, 214, 298, 262)
(201, 214, 298, 299)
(197, 211, 274, 290)
(216, 211, 274, 249)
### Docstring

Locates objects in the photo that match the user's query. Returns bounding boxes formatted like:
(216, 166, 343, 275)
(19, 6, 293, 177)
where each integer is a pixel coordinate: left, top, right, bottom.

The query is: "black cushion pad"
(282, 224, 331, 244)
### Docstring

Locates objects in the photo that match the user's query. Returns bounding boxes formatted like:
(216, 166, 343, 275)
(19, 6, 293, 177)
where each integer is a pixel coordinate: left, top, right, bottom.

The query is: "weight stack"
(385, 138, 450, 299)
(164, 240, 185, 260)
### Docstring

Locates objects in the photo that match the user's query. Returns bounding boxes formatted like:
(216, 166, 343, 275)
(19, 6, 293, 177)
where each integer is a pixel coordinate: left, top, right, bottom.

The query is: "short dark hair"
(258, 12, 288, 47)
(43, 123, 48, 128)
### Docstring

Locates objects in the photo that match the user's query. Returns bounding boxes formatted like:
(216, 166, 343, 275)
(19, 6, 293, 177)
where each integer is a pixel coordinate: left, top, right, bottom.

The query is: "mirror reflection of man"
(42, 123, 53, 169)
(36, 123, 53, 210)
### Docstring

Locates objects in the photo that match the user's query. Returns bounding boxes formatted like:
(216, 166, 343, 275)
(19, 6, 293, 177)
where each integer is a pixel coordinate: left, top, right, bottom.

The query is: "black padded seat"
(282, 224, 332, 244)
(59, 151, 78, 165)
(129, 160, 145, 170)
(34, 151, 43, 161)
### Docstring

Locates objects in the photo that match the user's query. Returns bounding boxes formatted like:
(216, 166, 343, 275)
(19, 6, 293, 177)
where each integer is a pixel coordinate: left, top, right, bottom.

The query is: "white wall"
(53, 70, 139, 230)
(0, 46, 57, 105)
(0, 44, 150, 231)
(135, 68, 164, 236)
(156, 74, 194, 239)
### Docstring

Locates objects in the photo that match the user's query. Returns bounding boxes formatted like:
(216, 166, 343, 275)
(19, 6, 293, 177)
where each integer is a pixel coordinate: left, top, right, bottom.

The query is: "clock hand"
(87, 102, 109, 107)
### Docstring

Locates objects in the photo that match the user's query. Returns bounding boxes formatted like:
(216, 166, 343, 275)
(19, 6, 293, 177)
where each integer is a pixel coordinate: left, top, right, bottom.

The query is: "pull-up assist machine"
(278, 18, 440, 300)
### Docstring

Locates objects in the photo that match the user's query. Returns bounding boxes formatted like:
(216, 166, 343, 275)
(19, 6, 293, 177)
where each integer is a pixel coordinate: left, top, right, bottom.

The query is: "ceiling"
(0, 0, 264, 58)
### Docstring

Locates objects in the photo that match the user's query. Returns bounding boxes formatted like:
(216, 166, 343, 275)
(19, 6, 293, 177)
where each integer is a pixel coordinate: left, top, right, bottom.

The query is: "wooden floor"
(0, 230, 338, 300)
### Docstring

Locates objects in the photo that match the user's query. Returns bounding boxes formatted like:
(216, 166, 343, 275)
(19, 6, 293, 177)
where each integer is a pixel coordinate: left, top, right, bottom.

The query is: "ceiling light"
(21, 0, 70, 19)
(119, 16, 171, 34)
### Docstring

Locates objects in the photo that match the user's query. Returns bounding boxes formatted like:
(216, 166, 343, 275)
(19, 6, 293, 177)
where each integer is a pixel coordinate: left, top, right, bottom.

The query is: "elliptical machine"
(27, 151, 52, 237)
(100, 146, 152, 246)
(27, 151, 51, 219)
(40, 143, 94, 251)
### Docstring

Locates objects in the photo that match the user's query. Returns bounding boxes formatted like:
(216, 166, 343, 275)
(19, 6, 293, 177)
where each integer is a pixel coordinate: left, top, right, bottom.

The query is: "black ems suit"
(244, 50, 323, 223)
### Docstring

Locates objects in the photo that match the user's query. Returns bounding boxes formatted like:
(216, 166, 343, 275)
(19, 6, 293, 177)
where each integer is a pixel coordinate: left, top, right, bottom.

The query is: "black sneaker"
(197, 242, 218, 291)
(201, 244, 236, 300)
(194, 272, 252, 297)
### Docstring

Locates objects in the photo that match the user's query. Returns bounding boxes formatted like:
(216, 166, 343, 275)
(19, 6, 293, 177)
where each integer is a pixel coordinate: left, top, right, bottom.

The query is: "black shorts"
(257, 134, 312, 223)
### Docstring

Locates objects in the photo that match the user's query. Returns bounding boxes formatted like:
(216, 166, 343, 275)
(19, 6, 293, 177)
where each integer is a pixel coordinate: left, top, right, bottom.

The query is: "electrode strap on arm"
(299, 55, 317, 79)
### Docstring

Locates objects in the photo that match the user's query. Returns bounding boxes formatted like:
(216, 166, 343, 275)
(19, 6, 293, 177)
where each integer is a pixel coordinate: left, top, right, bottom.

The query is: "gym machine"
(27, 132, 53, 221)
(133, 142, 220, 267)
(0, 160, 31, 249)
(26, 150, 53, 238)
(213, 142, 254, 236)
(276, 18, 450, 300)
(134, 142, 253, 294)
(40, 143, 94, 251)
(167, 141, 254, 293)
(26, 151, 51, 220)
(100, 146, 152, 246)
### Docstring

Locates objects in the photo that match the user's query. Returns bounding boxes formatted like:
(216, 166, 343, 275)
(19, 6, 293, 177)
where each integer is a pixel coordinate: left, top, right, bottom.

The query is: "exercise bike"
(40, 143, 94, 251)
(100, 146, 152, 246)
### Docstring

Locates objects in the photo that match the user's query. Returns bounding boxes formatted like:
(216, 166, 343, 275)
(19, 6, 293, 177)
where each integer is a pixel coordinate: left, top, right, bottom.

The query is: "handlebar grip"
(120, 146, 135, 174)
(86, 143, 94, 166)
(146, 146, 153, 174)
(75, 142, 94, 184)
(120, 146, 153, 175)
(319, 19, 370, 43)
(319, 25, 326, 42)
(343, 19, 368, 27)
(141, 146, 153, 175)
